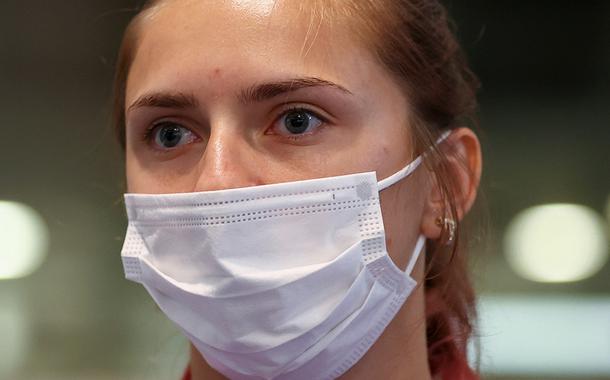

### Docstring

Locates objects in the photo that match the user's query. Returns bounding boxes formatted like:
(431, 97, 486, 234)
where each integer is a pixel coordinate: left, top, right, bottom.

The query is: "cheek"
(125, 153, 155, 193)
(125, 149, 200, 194)
(380, 175, 427, 271)
(125, 152, 139, 192)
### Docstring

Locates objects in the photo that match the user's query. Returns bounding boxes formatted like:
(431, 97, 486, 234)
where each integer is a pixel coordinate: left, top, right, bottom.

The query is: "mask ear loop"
(377, 156, 423, 191)
(404, 235, 427, 275)
(376, 130, 452, 275)
(376, 130, 452, 192)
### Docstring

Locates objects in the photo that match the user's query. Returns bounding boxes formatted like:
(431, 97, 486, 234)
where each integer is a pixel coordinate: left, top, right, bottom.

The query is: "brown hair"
(112, 1, 480, 378)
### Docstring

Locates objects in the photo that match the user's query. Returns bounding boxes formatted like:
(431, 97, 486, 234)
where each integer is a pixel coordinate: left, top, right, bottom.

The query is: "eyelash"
(140, 105, 330, 151)
(142, 122, 168, 143)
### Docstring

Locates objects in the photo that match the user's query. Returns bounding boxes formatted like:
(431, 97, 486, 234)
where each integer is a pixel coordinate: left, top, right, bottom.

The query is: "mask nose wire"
(375, 130, 452, 192)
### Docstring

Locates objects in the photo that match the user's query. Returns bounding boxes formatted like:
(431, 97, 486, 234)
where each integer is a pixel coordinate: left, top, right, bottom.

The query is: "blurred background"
(0, 1, 608, 379)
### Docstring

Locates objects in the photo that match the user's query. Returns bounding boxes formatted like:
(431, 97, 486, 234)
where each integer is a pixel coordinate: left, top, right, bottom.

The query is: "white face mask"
(121, 132, 449, 380)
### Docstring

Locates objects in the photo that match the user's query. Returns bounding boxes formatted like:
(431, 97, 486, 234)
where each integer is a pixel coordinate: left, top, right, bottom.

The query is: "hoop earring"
(435, 216, 456, 245)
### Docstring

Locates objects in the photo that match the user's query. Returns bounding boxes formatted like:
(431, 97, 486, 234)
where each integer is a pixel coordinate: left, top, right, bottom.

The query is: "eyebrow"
(237, 76, 353, 104)
(128, 92, 198, 111)
(128, 77, 352, 112)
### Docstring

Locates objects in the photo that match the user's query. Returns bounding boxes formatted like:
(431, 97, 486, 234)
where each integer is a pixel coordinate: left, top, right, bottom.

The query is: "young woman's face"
(125, 0, 432, 269)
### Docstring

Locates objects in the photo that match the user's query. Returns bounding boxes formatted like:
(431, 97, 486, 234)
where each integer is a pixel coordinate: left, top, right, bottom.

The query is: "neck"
(340, 283, 432, 380)
(189, 346, 227, 380)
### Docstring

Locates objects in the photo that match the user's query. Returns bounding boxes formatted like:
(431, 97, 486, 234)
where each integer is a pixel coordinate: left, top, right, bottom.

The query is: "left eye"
(148, 122, 198, 149)
(273, 108, 325, 136)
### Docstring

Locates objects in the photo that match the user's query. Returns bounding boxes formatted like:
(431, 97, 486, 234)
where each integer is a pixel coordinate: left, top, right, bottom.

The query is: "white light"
(0, 201, 49, 280)
(606, 194, 610, 234)
(0, 297, 29, 377)
(504, 203, 608, 283)
(474, 295, 610, 376)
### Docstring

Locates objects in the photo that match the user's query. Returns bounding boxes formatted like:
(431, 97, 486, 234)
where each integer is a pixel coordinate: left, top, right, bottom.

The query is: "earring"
(435, 216, 456, 245)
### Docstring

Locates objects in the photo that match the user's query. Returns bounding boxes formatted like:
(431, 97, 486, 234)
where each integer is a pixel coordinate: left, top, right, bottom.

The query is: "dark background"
(0, 1, 608, 379)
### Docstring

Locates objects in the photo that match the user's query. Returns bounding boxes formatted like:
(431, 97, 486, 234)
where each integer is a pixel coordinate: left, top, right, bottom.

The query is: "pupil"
(159, 125, 182, 148)
(285, 111, 310, 134)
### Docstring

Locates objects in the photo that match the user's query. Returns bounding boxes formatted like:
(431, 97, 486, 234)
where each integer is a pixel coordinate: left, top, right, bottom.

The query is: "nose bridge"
(194, 124, 261, 192)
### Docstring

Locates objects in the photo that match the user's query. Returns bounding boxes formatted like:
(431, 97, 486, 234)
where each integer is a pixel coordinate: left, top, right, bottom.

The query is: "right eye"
(145, 122, 199, 150)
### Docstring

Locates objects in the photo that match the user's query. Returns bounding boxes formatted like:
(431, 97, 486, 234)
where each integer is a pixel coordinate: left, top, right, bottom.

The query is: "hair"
(112, 1, 481, 378)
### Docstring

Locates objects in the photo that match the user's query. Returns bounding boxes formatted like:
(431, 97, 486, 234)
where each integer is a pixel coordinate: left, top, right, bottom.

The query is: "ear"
(421, 127, 482, 240)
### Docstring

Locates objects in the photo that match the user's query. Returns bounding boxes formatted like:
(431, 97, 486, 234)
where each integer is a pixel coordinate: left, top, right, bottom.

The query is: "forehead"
(126, 0, 387, 102)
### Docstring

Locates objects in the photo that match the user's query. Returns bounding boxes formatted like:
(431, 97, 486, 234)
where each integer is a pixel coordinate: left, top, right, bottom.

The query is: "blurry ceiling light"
(606, 194, 610, 233)
(504, 203, 608, 283)
(474, 295, 610, 376)
(0, 201, 49, 280)
(0, 297, 29, 377)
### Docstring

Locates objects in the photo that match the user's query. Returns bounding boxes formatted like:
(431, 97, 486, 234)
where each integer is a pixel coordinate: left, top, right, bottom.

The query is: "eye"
(270, 107, 326, 138)
(146, 121, 198, 150)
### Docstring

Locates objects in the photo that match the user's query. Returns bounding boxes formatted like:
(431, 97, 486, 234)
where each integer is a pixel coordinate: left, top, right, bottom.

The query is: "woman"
(114, 0, 482, 379)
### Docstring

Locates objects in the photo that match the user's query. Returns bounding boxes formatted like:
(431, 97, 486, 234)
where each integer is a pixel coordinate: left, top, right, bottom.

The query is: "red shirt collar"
(181, 367, 191, 380)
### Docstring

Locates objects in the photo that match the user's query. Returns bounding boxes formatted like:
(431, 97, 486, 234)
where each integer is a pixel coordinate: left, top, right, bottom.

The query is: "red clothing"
(182, 367, 191, 380)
